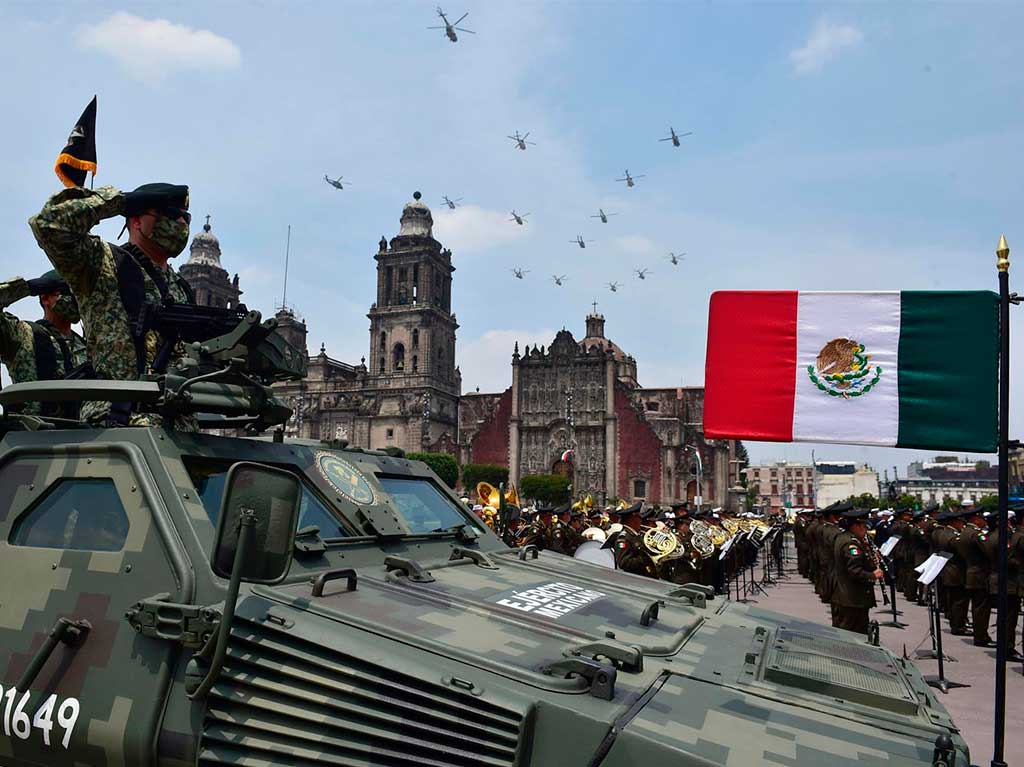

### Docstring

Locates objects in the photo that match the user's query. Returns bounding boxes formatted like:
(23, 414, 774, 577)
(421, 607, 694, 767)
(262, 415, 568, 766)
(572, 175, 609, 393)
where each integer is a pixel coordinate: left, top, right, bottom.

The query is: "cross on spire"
(591, 300, 598, 315)
(203, 213, 212, 232)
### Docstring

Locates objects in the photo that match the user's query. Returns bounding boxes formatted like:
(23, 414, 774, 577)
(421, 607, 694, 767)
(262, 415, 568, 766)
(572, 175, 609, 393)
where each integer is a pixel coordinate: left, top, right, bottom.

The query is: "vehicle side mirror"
(212, 462, 300, 584)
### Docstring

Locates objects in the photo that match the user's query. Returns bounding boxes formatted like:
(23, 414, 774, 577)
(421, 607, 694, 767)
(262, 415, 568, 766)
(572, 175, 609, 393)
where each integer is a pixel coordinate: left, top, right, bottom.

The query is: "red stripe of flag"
(704, 291, 798, 442)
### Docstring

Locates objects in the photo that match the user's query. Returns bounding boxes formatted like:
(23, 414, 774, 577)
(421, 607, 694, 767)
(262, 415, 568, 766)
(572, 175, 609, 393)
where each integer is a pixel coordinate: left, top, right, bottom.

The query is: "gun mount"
(0, 310, 306, 433)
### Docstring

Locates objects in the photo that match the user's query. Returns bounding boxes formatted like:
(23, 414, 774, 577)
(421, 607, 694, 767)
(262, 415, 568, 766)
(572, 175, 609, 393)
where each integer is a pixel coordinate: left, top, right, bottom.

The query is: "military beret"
(124, 182, 190, 218)
(26, 269, 69, 296)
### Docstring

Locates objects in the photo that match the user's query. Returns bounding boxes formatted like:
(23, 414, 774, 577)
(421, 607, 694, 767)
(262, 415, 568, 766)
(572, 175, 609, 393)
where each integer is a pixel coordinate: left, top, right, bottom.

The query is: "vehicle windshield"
(185, 459, 350, 537)
(378, 476, 472, 534)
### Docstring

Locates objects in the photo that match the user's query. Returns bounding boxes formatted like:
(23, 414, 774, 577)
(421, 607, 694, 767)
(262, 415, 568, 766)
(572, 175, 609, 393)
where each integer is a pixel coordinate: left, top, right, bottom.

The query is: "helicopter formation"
(322, 7, 695, 298)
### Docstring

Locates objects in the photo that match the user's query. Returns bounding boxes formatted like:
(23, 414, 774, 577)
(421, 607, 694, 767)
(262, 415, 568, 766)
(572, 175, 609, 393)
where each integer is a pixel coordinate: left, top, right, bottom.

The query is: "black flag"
(54, 96, 97, 188)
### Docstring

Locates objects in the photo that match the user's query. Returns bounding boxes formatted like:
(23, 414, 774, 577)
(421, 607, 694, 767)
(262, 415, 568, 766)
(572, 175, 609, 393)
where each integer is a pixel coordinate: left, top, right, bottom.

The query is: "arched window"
(393, 343, 405, 371)
(412, 355, 418, 373)
(412, 329, 419, 348)
(379, 331, 386, 353)
(379, 357, 385, 374)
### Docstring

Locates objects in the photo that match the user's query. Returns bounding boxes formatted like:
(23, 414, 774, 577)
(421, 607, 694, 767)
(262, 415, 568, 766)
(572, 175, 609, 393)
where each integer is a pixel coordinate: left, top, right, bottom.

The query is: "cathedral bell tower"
(365, 192, 461, 452)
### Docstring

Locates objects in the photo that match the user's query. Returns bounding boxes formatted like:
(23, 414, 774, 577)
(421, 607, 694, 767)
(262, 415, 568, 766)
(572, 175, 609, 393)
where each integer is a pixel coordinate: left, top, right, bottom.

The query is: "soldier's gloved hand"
(26, 274, 67, 296)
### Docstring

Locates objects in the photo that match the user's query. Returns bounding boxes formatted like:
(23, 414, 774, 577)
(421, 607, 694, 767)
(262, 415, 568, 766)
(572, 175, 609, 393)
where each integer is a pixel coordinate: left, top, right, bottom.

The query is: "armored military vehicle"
(0, 311, 969, 766)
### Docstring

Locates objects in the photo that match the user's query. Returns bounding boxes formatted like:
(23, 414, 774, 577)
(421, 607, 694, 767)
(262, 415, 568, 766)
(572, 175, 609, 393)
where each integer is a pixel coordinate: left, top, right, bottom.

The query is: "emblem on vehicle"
(806, 338, 882, 398)
(315, 451, 375, 505)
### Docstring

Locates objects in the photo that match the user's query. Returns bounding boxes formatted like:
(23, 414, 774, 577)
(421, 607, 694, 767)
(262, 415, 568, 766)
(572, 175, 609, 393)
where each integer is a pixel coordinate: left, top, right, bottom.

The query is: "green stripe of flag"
(897, 290, 999, 452)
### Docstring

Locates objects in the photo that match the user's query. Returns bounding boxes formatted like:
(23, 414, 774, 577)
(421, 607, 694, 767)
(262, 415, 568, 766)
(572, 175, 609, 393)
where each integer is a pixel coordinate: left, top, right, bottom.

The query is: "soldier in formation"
(985, 509, 1024, 661)
(0, 269, 85, 418)
(831, 507, 884, 635)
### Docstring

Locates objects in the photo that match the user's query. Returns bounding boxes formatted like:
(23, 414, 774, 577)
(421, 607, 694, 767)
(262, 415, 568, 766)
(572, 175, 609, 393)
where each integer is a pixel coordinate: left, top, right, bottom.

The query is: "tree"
(975, 460, 992, 470)
(745, 484, 759, 513)
(520, 474, 571, 505)
(846, 492, 880, 509)
(895, 493, 917, 510)
(978, 494, 999, 512)
(461, 463, 509, 491)
(407, 452, 459, 488)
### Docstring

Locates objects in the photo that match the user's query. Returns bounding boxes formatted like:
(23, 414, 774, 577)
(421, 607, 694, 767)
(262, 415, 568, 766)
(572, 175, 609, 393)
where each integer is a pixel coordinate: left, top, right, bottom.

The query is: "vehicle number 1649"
(0, 684, 80, 749)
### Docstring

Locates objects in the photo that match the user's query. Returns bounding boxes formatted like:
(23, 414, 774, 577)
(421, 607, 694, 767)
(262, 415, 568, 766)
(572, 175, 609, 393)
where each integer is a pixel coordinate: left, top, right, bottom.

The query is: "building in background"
(814, 462, 879, 509)
(891, 456, 998, 505)
(744, 460, 879, 511)
(743, 462, 816, 512)
(461, 310, 739, 507)
(181, 194, 736, 504)
(178, 216, 242, 309)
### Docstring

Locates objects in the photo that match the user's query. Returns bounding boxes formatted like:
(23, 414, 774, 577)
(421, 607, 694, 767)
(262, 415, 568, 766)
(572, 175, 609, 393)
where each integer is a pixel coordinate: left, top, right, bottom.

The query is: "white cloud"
(433, 206, 529, 255)
(458, 328, 556, 393)
(77, 12, 241, 80)
(613, 235, 658, 257)
(790, 19, 863, 75)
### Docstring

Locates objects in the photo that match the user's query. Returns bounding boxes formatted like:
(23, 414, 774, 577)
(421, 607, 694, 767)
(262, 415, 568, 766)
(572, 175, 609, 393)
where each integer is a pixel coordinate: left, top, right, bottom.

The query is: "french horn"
(688, 520, 716, 558)
(642, 527, 679, 564)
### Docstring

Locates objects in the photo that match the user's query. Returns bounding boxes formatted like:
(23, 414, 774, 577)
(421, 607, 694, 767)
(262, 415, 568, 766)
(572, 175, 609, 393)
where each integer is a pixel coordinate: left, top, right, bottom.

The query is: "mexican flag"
(704, 291, 998, 452)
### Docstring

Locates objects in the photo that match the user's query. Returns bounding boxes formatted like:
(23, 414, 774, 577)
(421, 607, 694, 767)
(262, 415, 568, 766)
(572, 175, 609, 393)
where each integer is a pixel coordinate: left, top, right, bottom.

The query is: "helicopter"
(607, 281, 621, 292)
(508, 131, 536, 151)
(324, 174, 349, 190)
(570, 235, 593, 249)
(511, 268, 529, 279)
(441, 195, 462, 209)
(428, 7, 474, 42)
(509, 210, 530, 225)
(616, 170, 645, 188)
(666, 252, 685, 266)
(591, 208, 618, 223)
(551, 275, 568, 286)
(659, 127, 693, 147)
(635, 268, 650, 280)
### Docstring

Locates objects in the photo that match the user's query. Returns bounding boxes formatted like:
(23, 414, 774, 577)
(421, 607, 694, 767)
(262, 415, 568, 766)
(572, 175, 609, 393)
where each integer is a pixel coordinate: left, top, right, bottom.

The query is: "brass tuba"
(476, 481, 519, 509)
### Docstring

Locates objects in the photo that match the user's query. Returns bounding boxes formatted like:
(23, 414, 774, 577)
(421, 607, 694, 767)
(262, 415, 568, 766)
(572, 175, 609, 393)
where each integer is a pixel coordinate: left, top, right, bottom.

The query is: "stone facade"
(459, 312, 737, 507)
(181, 195, 735, 506)
(264, 193, 462, 453)
(178, 216, 242, 309)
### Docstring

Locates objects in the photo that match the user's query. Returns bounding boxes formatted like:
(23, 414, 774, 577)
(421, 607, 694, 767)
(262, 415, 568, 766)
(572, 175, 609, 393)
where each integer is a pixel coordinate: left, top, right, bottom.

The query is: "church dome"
(579, 311, 628, 361)
(186, 217, 223, 267)
(398, 191, 433, 237)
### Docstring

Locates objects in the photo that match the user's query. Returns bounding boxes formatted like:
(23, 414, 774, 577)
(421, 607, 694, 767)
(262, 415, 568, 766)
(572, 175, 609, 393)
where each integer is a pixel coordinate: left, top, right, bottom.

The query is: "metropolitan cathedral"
(181, 194, 739, 508)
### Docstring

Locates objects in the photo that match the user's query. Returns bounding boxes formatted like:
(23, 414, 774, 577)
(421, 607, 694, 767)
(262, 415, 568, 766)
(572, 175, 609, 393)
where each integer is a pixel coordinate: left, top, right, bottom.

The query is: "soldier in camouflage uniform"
(832, 508, 883, 635)
(28, 183, 195, 426)
(0, 270, 86, 417)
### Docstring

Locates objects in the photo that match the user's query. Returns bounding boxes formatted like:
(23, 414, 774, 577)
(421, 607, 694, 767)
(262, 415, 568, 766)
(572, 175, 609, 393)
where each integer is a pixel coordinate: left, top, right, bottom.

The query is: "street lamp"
(685, 445, 703, 509)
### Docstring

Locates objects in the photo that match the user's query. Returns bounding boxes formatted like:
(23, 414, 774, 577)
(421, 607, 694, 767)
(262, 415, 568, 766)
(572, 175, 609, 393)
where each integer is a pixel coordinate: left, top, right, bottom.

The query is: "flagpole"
(991, 234, 1011, 767)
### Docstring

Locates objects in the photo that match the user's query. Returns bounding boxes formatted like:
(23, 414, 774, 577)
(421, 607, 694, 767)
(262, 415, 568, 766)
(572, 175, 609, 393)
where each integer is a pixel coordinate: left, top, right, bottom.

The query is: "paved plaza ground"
(740, 542, 1024, 765)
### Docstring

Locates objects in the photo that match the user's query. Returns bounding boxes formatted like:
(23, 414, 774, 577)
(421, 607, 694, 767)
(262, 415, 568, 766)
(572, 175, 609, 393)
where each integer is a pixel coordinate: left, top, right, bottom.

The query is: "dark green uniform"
(905, 521, 932, 603)
(832, 530, 878, 635)
(818, 521, 840, 611)
(549, 520, 582, 556)
(518, 521, 550, 551)
(609, 527, 658, 578)
(985, 526, 1023, 655)
(954, 522, 992, 644)
(934, 524, 968, 633)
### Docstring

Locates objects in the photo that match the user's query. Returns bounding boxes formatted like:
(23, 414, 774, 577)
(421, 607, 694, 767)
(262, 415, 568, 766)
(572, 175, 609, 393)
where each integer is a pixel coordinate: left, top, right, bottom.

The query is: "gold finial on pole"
(997, 234, 1010, 272)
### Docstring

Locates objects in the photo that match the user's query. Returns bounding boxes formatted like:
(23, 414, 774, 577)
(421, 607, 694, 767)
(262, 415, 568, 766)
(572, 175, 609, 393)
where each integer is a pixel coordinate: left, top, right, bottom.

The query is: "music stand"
(876, 534, 907, 628)
(916, 553, 969, 693)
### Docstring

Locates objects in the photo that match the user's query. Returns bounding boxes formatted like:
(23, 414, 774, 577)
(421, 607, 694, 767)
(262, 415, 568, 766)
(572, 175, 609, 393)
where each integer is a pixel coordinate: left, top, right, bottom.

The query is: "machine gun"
(0, 309, 307, 434)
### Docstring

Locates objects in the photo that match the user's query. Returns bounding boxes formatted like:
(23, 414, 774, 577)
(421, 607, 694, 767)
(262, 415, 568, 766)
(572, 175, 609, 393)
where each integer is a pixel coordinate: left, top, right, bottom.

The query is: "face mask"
(51, 295, 80, 324)
(148, 217, 190, 259)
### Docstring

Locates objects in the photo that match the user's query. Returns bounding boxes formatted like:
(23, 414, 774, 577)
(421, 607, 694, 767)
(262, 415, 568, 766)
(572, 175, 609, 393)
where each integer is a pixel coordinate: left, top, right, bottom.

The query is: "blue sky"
(2, 1, 1022, 475)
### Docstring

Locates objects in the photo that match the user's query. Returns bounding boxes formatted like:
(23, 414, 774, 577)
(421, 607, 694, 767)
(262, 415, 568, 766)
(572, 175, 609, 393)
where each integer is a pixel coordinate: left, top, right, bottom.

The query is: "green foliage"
(520, 474, 571, 505)
(846, 493, 880, 509)
(745, 484, 759, 512)
(975, 460, 992, 470)
(978, 494, 999, 512)
(895, 493, 918, 510)
(461, 463, 509, 490)
(407, 452, 459, 488)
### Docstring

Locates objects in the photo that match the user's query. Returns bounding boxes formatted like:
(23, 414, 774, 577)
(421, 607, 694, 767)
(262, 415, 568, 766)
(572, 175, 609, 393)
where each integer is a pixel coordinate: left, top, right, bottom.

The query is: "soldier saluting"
(28, 183, 196, 426)
(831, 507, 884, 635)
(0, 269, 86, 418)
